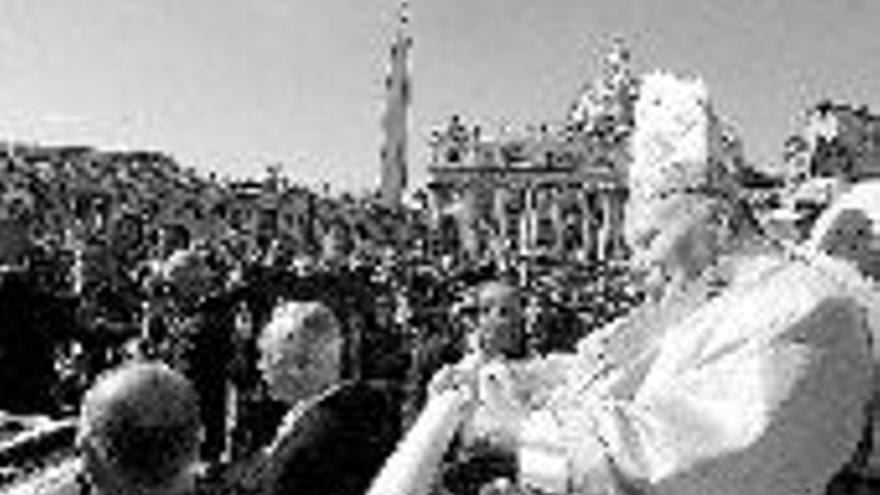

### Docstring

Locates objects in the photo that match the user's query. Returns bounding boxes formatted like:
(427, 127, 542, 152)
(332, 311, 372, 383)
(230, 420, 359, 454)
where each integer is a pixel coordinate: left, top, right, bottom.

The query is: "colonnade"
(428, 178, 627, 263)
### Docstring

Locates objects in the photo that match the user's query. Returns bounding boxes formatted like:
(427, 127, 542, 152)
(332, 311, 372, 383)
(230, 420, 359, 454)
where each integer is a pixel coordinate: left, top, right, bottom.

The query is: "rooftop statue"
(429, 40, 640, 171)
(429, 115, 476, 167)
(568, 37, 638, 140)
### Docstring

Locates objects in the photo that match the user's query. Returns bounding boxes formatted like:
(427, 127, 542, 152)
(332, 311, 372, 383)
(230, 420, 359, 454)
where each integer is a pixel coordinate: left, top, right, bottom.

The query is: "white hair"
(807, 180, 880, 254)
(260, 301, 340, 356)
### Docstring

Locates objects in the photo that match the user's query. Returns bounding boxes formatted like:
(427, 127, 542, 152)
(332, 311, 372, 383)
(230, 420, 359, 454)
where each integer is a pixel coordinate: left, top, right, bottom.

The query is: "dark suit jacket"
(248, 380, 402, 495)
(0, 268, 75, 415)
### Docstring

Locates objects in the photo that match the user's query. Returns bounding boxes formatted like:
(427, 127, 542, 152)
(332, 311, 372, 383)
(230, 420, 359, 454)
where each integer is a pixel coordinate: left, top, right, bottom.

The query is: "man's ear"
(78, 436, 110, 492)
(75, 429, 96, 469)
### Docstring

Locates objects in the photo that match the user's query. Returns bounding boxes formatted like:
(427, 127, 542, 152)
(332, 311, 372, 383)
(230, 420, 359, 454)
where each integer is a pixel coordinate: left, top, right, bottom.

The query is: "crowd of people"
(0, 157, 628, 495)
(33, 174, 880, 495)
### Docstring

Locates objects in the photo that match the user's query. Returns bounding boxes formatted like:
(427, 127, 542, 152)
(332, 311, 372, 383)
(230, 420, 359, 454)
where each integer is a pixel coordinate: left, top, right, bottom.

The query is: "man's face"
(258, 326, 341, 404)
(624, 193, 716, 294)
(476, 283, 523, 358)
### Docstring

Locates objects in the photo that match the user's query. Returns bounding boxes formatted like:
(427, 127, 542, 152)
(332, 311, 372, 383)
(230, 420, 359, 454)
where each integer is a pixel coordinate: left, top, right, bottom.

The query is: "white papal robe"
(517, 255, 873, 495)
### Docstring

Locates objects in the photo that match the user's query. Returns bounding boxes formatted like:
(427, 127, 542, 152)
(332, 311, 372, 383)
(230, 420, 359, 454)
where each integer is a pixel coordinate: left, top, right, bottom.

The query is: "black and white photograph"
(1, 1, 880, 494)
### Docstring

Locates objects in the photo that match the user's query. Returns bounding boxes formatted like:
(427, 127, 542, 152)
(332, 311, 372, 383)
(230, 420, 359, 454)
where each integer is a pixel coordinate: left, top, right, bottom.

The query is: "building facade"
(785, 101, 880, 183)
(426, 40, 637, 263)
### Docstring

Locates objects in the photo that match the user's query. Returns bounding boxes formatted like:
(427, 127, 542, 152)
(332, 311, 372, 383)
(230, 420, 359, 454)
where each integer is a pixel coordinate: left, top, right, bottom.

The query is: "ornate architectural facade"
(785, 101, 880, 183)
(426, 40, 637, 263)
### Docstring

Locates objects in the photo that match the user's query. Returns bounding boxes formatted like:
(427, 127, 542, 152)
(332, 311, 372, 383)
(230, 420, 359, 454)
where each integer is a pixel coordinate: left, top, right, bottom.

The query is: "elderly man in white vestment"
(436, 73, 875, 495)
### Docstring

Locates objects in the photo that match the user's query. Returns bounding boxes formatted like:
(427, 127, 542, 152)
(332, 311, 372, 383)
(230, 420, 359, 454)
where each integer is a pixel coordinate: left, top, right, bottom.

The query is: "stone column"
(534, 185, 552, 252)
(519, 185, 537, 256)
(494, 186, 510, 249)
(549, 186, 565, 256)
(601, 187, 625, 260)
(597, 188, 613, 261)
(580, 188, 595, 261)
(508, 186, 522, 253)
(610, 188, 627, 259)
(458, 184, 480, 261)
(427, 183, 449, 257)
(427, 184, 444, 230)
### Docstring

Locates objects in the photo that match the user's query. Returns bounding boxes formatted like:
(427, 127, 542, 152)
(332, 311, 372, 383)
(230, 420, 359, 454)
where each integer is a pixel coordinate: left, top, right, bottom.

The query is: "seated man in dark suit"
(240, 301, 401, 495)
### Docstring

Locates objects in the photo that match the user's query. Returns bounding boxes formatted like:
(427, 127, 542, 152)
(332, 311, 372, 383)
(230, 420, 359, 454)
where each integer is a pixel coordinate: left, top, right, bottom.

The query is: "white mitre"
(630, 71, 734, 201)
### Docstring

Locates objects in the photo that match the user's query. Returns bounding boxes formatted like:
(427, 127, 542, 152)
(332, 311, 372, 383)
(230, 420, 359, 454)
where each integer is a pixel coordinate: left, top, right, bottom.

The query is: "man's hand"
(478, 477, 525, 495)
(428, 353, 484, 399)
(428, 365, 464, 398)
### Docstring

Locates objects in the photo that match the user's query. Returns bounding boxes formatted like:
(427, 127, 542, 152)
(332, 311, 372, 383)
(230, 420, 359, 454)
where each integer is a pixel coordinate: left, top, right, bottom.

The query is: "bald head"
(78, 362, 202, 492)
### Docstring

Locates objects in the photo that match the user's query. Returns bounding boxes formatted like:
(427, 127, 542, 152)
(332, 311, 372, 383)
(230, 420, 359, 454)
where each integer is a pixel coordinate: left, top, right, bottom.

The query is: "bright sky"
(1, 0, 878, 194)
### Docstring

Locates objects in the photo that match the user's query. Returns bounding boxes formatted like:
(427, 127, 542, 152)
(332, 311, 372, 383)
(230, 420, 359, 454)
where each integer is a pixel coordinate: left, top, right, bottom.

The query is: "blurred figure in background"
(0, 213, 78, 415)
(157, 247, 234, 464)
